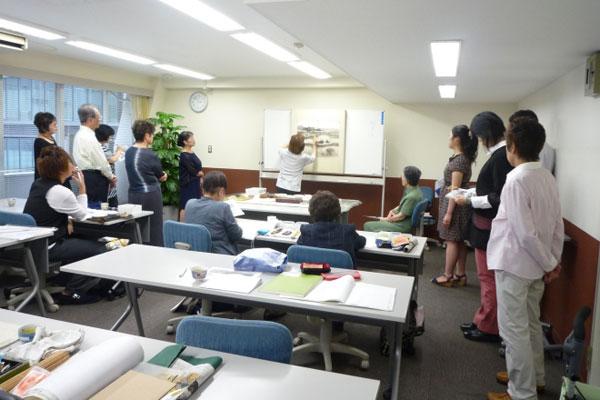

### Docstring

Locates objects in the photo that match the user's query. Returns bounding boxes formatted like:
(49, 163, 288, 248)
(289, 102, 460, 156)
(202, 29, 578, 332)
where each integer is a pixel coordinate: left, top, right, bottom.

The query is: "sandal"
(452, 274, 467, 287)
(431, 274, 454, 287)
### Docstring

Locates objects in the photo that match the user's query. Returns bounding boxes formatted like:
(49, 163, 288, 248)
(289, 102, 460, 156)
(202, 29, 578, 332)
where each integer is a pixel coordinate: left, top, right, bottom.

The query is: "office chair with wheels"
(176, 315, 293, 363)
(0, 210, 62, 313)
(287, 244, 370, 371)
(163, 220, 212, 334)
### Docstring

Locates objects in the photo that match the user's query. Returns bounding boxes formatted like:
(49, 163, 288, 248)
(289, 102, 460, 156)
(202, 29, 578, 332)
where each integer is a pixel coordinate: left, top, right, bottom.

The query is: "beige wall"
(161, 87, 516, 179)
(0, 50, 156, 95)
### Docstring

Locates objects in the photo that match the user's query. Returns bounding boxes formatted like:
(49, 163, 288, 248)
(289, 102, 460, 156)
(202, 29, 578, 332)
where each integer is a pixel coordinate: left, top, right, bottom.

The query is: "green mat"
(259, 273, 322, 297)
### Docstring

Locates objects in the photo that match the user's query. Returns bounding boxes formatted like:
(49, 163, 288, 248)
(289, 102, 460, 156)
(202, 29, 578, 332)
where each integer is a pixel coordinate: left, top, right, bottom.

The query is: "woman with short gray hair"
(363, 166, 423, 233)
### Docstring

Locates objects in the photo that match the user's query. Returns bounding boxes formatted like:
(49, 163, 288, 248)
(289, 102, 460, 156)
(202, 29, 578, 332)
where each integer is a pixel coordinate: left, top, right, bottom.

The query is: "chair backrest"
(411, 199, 430, 229)
(163, 220, 211, 252)
(420, 187, 434, 204)
(0, 211, 36, 227)
(176, 316, 293, 363)
(287, 244, 354, 269)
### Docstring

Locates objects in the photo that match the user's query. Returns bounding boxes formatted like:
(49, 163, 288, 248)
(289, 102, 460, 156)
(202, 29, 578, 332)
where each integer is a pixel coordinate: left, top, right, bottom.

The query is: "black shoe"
(53, 291, 101, 305)
(463, 328, 501, 343)
(460, 322, 477, 332)
(263, 309, 286, 320)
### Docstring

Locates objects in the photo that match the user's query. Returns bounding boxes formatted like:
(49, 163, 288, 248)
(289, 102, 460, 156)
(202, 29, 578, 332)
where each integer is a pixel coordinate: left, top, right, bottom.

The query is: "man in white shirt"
(72, 104, 116, 208)
(486, 118, 563, 400)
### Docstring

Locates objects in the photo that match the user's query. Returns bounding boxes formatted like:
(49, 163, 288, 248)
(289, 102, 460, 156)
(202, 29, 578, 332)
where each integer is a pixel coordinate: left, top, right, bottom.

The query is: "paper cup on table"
(191, 265, 208, 280)
(100, 202, 109, 210)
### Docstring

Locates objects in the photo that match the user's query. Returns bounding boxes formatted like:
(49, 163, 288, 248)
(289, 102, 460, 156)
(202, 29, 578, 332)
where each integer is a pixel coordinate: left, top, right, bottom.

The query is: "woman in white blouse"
(275, 133, 317, 194)
(24, 146, 107, 305)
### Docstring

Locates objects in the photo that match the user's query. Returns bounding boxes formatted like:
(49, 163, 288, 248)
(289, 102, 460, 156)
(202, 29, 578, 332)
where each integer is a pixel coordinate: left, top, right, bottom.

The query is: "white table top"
(61, 244, 414, 324)
(237, 218, 427, 260)
(0, 225, 55, 248)
(0, 310, 379, 400)
(232, 197, 361, 216)
(0, 198, 153, 225)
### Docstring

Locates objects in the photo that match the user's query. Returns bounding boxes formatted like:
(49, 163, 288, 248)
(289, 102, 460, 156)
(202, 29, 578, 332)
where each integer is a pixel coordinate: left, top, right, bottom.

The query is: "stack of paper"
(304, 275, 396, 311)
(199, 268, 261, 293)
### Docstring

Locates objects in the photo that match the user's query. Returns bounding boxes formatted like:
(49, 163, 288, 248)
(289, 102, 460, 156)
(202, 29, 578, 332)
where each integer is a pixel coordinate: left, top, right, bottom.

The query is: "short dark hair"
(177, 131, 194, 147)
(37, 146, 72, 181)
(33, 112, 56, 134)
(132, 120, 155, 142)
(309, 190, 341, 222)
(78, 104, 99, 124)
(403, 166, 421, 186)
(288, 133, 305, 155)
(506, 117, 546, 162)
(509, 109, 538, 123)
(470, 111, 506, 148)
(95, 124, 115, 143)
(202, 171, 228, 194)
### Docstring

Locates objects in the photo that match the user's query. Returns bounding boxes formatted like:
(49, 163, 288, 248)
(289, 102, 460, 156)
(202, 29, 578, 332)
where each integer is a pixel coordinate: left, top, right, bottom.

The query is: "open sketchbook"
(304, 275, 396, 311)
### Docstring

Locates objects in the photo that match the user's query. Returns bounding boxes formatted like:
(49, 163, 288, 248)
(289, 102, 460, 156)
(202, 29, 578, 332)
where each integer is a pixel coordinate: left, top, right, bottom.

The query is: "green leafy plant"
(149, 111, 185, 207)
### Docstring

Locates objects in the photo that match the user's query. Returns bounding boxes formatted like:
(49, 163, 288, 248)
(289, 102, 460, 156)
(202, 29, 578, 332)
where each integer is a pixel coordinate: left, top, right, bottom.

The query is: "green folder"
(259, 274, 322, 297)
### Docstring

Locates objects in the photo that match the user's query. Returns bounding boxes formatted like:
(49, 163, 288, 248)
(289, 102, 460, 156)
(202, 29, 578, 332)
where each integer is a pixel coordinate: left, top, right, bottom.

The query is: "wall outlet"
(208, 145, 212, 154)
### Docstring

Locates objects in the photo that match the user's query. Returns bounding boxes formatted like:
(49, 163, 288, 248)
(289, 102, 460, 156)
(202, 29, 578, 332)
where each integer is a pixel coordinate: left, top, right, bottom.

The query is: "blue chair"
(287, 245, 369, 371)
(163, 220, 211, 252)
(164, 221, 212, 334)
(287, 245, 354, 269)
(0, 210, 54, 314)
(411, 199, 431, 236)
(420, 186, 434, 204)
(176, 315, 293, 363)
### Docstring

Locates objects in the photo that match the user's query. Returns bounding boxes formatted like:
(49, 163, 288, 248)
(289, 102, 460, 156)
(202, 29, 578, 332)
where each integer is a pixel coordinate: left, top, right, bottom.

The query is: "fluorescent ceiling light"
(157, 0, 244, 32)
(430, 41, 461, 77)
(438, 85, 456, 99)
(288, 61, 331, 79)
(65, 41, 155, 65)
(231, 32, 298, 62)
(0, 17, 64, 40)
(154, 64, 214, 80)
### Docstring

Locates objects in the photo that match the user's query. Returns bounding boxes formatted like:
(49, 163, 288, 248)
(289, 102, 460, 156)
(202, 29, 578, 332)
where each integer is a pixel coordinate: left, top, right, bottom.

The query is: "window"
(2, 77, 57, 171)
(0, 76, 127, 198)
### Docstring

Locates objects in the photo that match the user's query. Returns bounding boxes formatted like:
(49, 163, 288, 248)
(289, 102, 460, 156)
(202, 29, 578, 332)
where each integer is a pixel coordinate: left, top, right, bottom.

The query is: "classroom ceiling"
(1, 0, 600, 103)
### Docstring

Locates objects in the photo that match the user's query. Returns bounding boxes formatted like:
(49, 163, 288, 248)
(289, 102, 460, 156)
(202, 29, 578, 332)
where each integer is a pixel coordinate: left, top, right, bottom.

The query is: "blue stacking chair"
(287, 244, 369, 371)
(420, 186, 434, 204)
(0, 211, 47, 316)
(411, 199, 431, 236)
(176, 315, 293, 363)
(164, 220, 212, 334)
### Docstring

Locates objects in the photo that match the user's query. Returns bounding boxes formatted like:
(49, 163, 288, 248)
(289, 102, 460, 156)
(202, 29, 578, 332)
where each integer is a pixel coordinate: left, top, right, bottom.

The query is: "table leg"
(133, 221, 143, 244)
(389, 322, 403, 400)
(200, 298, 213, 316)
(126, 283, 145, 337)
(110, 302, 132, 331)
(15, 247, 46, 317)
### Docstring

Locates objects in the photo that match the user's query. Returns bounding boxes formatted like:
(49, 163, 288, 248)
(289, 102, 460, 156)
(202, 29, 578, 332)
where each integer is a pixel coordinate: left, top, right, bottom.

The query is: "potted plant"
(149, 111, 185, 221)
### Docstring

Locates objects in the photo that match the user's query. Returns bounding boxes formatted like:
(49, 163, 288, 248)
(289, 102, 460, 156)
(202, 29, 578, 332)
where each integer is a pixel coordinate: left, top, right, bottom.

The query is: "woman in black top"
(455, 111, 513, 342)
(177, 131, 203, 220)
(24, 146, 107, 304)
(124, 120, 167, 246)
(33, 112, 58, 179)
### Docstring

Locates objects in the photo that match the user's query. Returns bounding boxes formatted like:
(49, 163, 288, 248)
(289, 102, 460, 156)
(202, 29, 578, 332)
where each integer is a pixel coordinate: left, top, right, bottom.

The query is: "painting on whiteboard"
(294, 109, 345, 174)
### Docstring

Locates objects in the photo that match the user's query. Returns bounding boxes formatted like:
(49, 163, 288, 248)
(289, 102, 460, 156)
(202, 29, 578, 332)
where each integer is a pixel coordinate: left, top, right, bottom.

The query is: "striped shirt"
(124, 146, 163, 193)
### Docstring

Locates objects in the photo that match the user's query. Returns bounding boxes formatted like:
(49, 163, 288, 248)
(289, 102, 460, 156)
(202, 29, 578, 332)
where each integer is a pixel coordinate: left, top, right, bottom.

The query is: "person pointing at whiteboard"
(275, 133, 317, 194)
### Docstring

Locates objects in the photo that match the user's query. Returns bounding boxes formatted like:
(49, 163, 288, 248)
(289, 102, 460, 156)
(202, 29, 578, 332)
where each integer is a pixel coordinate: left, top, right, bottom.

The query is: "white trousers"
(495, 270, 545, 400)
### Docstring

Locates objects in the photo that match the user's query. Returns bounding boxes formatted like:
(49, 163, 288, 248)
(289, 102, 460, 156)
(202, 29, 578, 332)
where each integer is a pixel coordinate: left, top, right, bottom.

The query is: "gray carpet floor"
(4, 246, 563, 399)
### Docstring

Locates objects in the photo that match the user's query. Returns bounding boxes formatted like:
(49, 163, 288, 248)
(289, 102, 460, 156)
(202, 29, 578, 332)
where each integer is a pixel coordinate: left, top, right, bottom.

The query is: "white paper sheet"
(0, 321, 19, 348)
(304, 275, 355, 303)
(199, 269, 262, 293)
(345, 282, 396, 311)
(226, 200, 245, 217)
(26, 336, 144, 400)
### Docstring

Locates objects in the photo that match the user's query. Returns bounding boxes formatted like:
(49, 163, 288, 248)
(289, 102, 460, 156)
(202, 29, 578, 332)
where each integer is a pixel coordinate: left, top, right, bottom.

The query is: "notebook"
(258, 273, 322, 297)
(304, 275, 396, 311)
(90, 370, 175, 400)
(199, 268, 262, 294)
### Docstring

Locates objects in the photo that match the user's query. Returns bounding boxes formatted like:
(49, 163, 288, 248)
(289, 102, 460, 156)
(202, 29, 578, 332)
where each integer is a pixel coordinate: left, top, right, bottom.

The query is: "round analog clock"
(189, 91, 208, 113)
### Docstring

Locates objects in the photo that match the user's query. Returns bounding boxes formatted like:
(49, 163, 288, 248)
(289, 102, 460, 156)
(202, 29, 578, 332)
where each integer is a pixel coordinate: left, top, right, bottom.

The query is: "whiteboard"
(263, 109, 291, 170)
(344, 110, 385, 176)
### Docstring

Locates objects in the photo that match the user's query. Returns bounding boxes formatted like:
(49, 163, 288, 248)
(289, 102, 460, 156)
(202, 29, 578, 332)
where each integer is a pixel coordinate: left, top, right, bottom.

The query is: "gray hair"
(403, 165, 421, 186)
(78, 104, 99, 124)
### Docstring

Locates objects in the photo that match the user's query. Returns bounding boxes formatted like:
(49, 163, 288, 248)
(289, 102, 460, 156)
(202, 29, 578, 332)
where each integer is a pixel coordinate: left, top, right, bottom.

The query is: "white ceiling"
(1, 0, 599, 103)
(249, 0, 600, 103)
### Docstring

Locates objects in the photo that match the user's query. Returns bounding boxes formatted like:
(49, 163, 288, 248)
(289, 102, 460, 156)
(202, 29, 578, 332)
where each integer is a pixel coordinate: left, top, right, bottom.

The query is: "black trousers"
(128, 190, 164, 247)
(83, 170, 109, 203)
(275, 186, 300, 195)
(49, 238, 107, 293)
